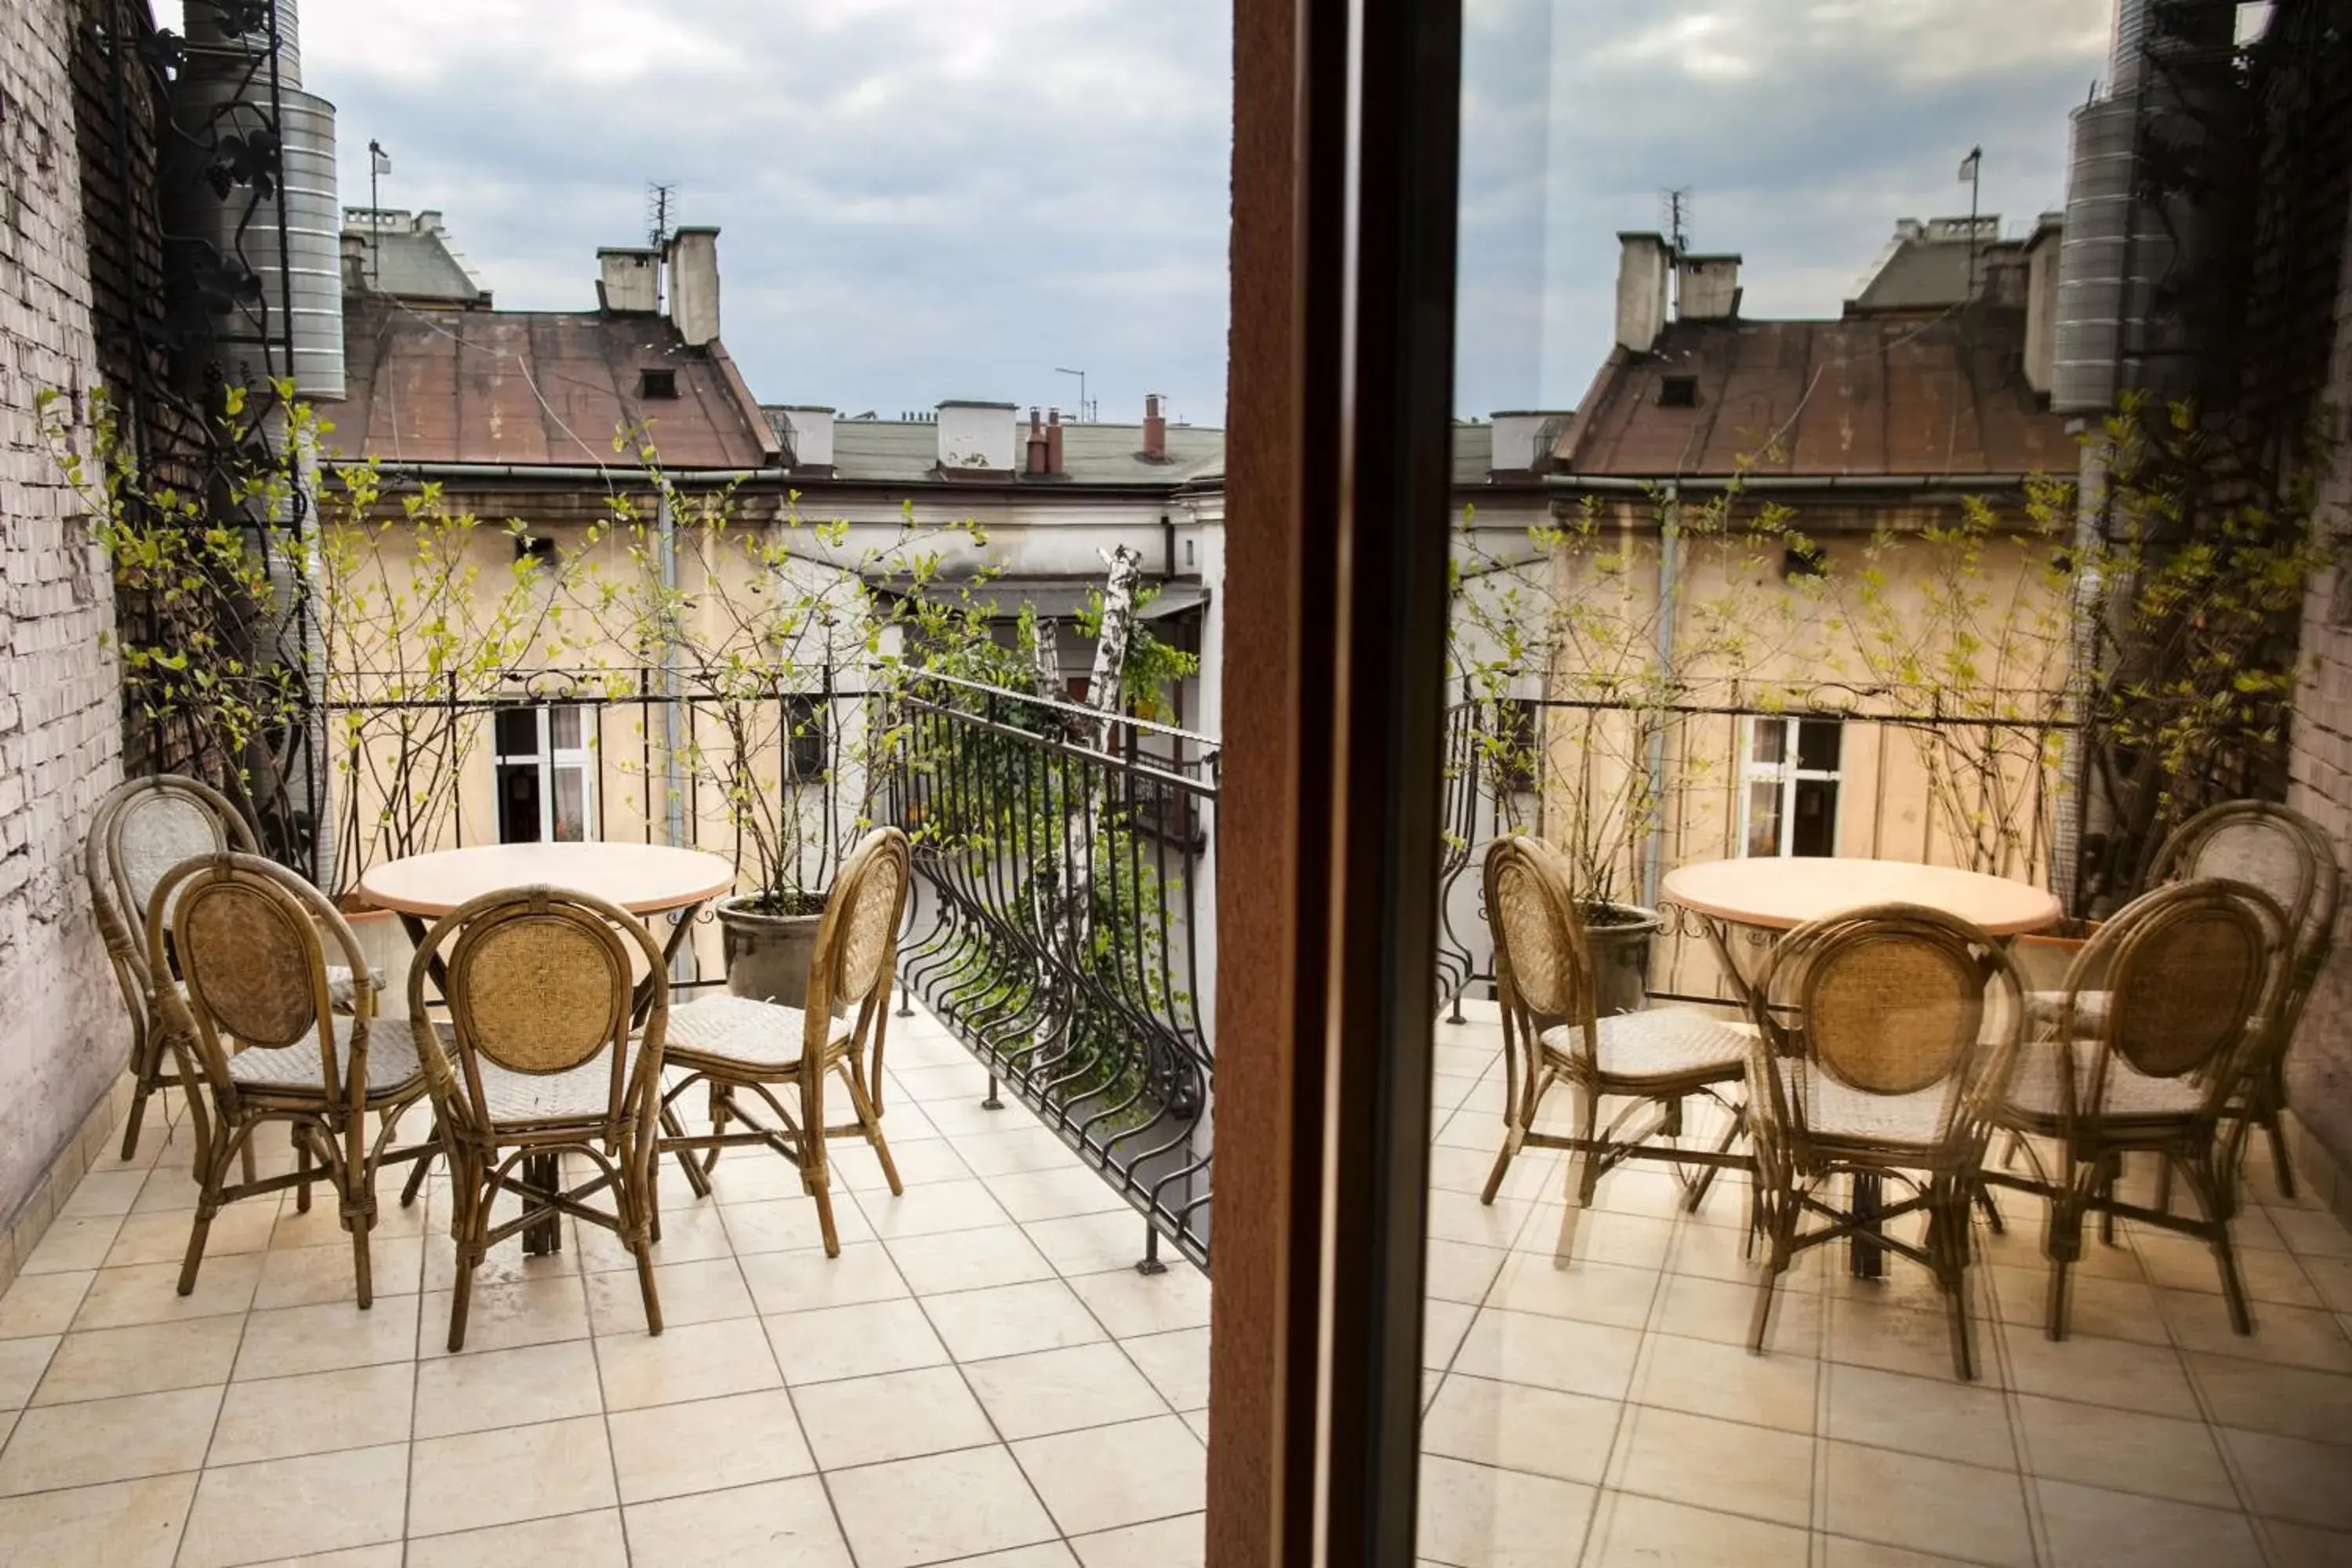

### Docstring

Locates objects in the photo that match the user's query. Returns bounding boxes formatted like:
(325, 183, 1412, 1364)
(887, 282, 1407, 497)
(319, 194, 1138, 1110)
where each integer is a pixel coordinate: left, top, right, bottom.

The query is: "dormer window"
(1659, 375, 1699, 408)
(639, 368, 678, 399)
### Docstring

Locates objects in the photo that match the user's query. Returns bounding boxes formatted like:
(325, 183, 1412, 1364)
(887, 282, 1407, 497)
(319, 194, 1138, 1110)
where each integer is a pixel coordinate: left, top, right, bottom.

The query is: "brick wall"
(0, 0, 128, 1230)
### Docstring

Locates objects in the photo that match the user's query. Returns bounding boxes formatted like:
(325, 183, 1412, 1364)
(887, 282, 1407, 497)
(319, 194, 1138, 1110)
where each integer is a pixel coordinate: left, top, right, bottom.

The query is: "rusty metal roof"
(327, 298, 778, 468)
(1559, 309, 2071, 481)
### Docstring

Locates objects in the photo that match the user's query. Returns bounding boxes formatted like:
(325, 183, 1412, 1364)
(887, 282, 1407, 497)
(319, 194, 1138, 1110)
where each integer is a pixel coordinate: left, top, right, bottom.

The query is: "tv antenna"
(646, 183, 677, 249)
(1054, 367, 1095, 423)
(1661, 187, 1693, 254)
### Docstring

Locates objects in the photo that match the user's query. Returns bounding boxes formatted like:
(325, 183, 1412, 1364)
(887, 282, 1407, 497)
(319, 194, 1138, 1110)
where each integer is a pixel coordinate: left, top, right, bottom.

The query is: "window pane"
(1744, 780, 1783, 857)
(1749, 719, 1786, 768)
(494, 707, 538, 758)
(548, 705, 583, 750)
(1792, 777, 1838, 857)
(1795, 719, 1842, 774)
(495, 761, 542, 843)
(551, 766, 587, 842)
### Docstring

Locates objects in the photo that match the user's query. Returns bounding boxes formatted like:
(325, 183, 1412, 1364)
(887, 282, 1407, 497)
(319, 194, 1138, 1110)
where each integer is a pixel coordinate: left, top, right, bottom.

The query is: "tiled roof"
(328, 299, 777, 468)
(1559, 309, 2071, 480)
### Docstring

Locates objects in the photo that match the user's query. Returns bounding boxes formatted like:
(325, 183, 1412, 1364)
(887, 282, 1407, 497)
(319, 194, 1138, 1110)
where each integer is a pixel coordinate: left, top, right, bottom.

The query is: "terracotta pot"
(1581, 902, 1663, 1018)
(717, 894, 826, 1008)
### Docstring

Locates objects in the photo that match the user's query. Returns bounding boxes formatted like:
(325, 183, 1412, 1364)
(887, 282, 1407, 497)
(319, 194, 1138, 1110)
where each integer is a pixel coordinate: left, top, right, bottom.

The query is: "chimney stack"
(1046, 408, 1065, 475)
(1673, 253, 1742, 321)
(937, 401, 1018, 477)
(780, 406, 836, 472)
(597, 246, 660, 314)
(663, 226, 720, 347)
(341, 230, 368, 292)
(1025, 408, 1050, 474)
(1614, 231, 1671, 354)
(1142, 394, 1167, 461)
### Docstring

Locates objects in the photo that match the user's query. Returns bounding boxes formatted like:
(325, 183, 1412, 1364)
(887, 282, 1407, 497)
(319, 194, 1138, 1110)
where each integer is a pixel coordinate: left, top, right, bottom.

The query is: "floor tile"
(106, 1204, 277, 1268)
(1416, 1452, 1596, 1568)
(408, 1414, 615, 1535)
(0, 1472, 195, 1568)
(0, 1272, 93, 1338)
(789, 1364, 994, 1468)
(985, 1166, 1134, 1223)
(1999, 1325, 2198, 1417)
(1421, 1372, 1618, 1484)
(826, 1444, 1061, 1568)
(886, 1225, 1057, 1294)
(20, 1215, 125, 1275)
(1452, 1308, 1643, 1401)
(608, 1386, 816, 1502)
(953, 1127, 1091, 1178)
(210, 1363, 414, 1465)
(0, 1385, 221, 1495)
(1024, 1212, 1157, 1277)
(2263, 1519, 2352, 1568)
(1423, 1239, 1512, 1306)
(720, 1194, 875, 1255)
(579, 1202, 737, 1272)
(768, 1297, 948, 1386)
(1614, 1404, 1813, 1528)
(2184, 1351, 2352, 1446)
(0, 1340, 53, 1413)
(2219, 1425, 2352, 1530)
(66, 1254, 265, 1333)
(623, 1473, 852, 1567)
(1825, 1298, 1984, 1385)
(1014, 1414, 1206, 1537)
(33, 1314, 243, 1404)
(2015, 1392, 2237, 1508)
(833, 1133, 973, 1192)
(2035, 1478, 2263, 1568)
(1827, 1363, 2016, 1470)
(250, 1239, 423, 1312)
(232, 1295, 419, 1381)
(1657, 1269, 1820, 1351)
(413, 1338, 600, 1438)
(1068, 1263, 1211, 1339)
(1821, 1441, 2033, 1568)
(738, 1241, 910, 1316)
(58, 1171, 147, 1220)
(1119, 1325, 1210, 1411)
(419, 1275, 590, 1356)
(1590, 1491, 1810, 1568)
(1483, 1253, 1661, 1331)
(2136, 1232, 2323, 1308)
(1635, 1332, 1818, 1433)
(178, 1442, 410, 1568)
(1985, 1262, 2170, 1345)
(2155, 1287, 2352, 1373)
(1069, 1513, 1203, 1568)
(1428, 1190, 1534, 1251)
(586, 1256, 753, 1334)
(923, 1278, 1106, 1362)
(962, 1342, 1170, 1441)
(406, 1508, 630, 1568)
(597, 1315, 782, 1410)
(2271, 1208, 2352, 1260)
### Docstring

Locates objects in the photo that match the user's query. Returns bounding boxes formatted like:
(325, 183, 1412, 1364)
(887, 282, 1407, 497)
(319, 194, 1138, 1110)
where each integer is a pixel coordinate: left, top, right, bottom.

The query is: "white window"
(493, 704, 593, 844)
(1740, 717, 1841, 858)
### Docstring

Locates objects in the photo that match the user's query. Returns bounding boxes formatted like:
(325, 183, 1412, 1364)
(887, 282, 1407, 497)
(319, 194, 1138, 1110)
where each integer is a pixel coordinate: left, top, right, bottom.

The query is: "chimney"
(780, 406, 835, 472)
(1142, 393, 1167, 461)
(1614, 231, 1671, 354)
(412, 209, 445, 236)
(1025, 407, 1051, 474)
(2022, 212, 2064, 397)
(1488, 411, 1566, 475)
(663, 226, 721, 347)
(597, 246, 659, 314)
(937, 400, 1018, 477)
(1674, 252, 1742, 321)
(1046, 408, 1065, 475)
(341, 230, 368, 292)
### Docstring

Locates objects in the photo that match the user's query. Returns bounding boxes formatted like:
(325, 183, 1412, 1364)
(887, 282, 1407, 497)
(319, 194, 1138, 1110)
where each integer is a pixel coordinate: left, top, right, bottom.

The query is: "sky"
(290, 0, 2120, 427)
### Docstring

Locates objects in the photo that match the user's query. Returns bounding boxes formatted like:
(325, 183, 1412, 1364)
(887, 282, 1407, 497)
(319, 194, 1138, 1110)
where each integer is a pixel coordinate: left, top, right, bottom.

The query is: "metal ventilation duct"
(170, 1, 343, 401)
(2049, 98, 2151, 415)
(182, 0, 302, 87)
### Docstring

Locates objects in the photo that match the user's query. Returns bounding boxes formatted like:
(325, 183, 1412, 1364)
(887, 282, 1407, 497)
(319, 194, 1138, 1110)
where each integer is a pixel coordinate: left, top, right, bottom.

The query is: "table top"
(1661, 857, 2062, 936)
(356, 843, 738, 919)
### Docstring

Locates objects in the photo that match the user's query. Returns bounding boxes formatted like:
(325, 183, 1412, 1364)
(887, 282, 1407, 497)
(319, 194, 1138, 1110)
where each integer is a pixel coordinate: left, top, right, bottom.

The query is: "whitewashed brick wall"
(0, 0, 128, 1230)
(2286, 214, 2352, 1175)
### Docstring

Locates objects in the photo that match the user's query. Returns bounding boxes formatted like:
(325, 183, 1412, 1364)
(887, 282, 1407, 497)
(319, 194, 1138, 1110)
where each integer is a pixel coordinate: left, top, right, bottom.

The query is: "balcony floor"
(1419, 1001, 2352, 1568)
(0, 1005, 1209, 1568)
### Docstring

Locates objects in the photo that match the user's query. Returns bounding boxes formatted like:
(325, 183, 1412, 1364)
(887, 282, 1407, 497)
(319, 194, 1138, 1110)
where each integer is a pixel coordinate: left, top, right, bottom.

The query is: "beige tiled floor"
(1417, 1001, 2352, 1568)
(0, 1006, 1207, 1567)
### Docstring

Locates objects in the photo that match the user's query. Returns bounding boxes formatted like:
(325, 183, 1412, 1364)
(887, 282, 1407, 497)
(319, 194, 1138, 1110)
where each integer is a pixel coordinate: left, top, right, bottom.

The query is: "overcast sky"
(293, 0, 2117, 426)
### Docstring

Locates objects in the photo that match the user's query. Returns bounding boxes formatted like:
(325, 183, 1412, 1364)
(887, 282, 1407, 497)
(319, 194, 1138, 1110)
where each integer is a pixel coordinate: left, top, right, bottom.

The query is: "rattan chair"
(91, 774, 377, 1163)
(1991, 878, 2285, 1339)
(407, 885, 670, 1350)
(655, 828, 913, 1258)
(2027, 802, 2338, 1199)
(1746, 903, 2024, 1381)
(1477, 835, 1752, 1265)
(145, 852, 430, 1305)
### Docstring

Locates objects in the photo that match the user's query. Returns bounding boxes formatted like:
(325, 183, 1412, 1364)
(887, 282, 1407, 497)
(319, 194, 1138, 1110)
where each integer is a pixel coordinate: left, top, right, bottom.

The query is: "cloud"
(291, 0, 2114, 426)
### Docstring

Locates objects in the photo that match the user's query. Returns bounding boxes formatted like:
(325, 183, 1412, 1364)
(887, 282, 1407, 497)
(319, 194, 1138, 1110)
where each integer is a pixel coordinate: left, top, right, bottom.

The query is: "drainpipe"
(296, 420, 333, 891)
(1640, 482, 1680, 912)
(2050, 433, 2109, 916)
(657, 481, 691, 980)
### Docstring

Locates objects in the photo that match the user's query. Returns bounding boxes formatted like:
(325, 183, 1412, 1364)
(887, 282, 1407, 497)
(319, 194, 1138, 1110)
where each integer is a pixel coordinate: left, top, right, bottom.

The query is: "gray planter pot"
(717, 894, 825, 1009)
(1582, 902, 1663, 1017)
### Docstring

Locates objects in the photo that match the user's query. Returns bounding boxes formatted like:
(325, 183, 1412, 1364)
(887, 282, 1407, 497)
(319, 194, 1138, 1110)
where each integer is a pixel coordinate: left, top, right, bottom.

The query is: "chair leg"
(2180, 1153, 2254, 1336)
(118, 1078, 153, 1162)
(401, 1127, 437, 1209)
(2097, 1155, 2121, 1246)
(660, 1100, 713, 1200)
(446, 1156, 485, 1353)
(1551, 1082, 1599, 1269)
(2043, 1163, 2092, 1341)
(1931, 1184, 1976, 1381)
(1748, 1181, 1795, 1353)
(1681, 1103, 1744, 1215)
(839, 1064, 902, 1197)
(2263, 1105, 2297, 1202)
(699, 1087, 731, 1180)
(628, 1138, 665, 1336)
(177, 1125, 239, 1297)
(296, 1135, 314, 1215)
(1481, 1068, 1549, 1207)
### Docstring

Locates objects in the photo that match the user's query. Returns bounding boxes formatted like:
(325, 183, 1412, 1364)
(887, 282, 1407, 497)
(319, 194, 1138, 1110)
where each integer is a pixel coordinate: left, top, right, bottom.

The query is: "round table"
(358, 842, 737, 1251)
(1661, 856, 2060, 1276)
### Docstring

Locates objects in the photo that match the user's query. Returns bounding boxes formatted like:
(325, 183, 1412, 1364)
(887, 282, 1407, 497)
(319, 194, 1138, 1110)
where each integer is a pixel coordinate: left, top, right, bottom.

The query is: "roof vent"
(640, 368, 678, 400)
(1659, 375, 1699, 408)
